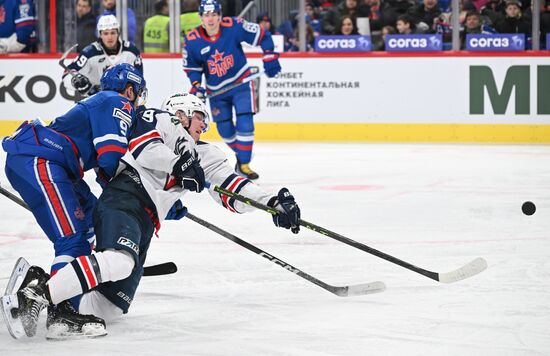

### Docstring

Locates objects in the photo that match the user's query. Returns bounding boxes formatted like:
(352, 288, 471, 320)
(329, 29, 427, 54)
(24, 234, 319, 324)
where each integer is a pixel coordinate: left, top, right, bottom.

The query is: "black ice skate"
(46, 300, 107, 340)
(1, 265, 50, 339)
(235, 159, 259, 180)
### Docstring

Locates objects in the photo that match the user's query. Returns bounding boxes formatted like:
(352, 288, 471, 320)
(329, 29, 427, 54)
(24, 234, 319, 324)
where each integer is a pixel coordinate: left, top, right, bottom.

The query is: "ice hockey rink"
(0, 142, 549, 356)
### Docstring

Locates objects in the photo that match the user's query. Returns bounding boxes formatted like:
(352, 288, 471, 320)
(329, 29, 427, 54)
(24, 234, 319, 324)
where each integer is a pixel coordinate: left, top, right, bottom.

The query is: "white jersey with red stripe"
(120, 107, 274, 222)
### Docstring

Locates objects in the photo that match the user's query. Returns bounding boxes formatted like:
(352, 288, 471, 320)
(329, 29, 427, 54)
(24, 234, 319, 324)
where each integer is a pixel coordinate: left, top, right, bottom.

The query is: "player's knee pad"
(215, 118, 236, 139)
(236, 113, 254, 133)
(94, 249, 135, 282)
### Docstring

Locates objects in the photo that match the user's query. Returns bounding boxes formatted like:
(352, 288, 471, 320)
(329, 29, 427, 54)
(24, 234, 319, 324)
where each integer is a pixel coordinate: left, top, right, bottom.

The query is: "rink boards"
(0, 52, 549, 143)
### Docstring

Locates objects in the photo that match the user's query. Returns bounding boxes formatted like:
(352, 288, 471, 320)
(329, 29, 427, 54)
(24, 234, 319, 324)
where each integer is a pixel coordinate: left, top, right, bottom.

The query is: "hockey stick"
(207, 68, 264, 99)
(0, 184, 177, 277)
(213, 186, 488, 284)
(185, 212, 384, 297)
(58, 43, 78, 71)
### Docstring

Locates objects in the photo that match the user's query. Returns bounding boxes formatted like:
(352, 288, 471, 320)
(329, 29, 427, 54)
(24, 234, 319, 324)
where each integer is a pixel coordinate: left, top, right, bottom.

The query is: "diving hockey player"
(62, 14, 143, 97)
(2, 93, 300, 340)
(1, 63, 147, 339)
(183, 0, 282, 180)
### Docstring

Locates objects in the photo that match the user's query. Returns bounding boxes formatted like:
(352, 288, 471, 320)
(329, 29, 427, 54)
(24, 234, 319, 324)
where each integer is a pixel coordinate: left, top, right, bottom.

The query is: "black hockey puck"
(522, 201, 536, 216)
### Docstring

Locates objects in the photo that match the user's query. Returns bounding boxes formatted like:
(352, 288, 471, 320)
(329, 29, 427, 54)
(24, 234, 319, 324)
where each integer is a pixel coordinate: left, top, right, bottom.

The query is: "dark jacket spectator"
(480, 0, 506, 26)
(76, 0, 97, 52)
(494, 0, 531, 34)
(379, 0, 416, 29)
(322, 0, 358, 34)
(460, 10, 496, 48)
(408, 0, 442, 33)
(396, 13, 417, 33)
(336, 14, 360, 34)
(357, 0, 383, 31)
(372, 24, 396, 50)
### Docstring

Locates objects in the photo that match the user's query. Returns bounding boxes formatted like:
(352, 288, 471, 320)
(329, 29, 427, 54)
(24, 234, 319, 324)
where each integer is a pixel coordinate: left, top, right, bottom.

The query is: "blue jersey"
(0, 0, 37, 51)
(183, 17, 275, 92)
(48, 91, 135, 178)
(2, 91, 135, 181)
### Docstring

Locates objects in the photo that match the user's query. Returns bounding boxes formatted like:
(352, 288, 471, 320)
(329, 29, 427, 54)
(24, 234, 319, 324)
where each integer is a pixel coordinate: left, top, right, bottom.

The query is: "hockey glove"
(71, 73, 92, 95)
(189, 82, 207, 103)
(165, 200, 188, 220)
(172, 151, 206, 193)
(267, 188, 301, 234)
(262, 51, 281, 78)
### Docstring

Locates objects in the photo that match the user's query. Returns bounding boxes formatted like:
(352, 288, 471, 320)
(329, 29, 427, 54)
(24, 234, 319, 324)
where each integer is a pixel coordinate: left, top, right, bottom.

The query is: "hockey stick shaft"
(58, 43, 78, 71)
(185, 212, 384, 297)
(0, 184, 176, 277)
(213, 186, 487, 283)
(207, 69, 263, 99)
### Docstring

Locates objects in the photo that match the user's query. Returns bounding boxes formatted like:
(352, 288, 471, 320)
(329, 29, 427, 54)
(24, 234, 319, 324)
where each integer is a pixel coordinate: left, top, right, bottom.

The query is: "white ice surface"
(0, 143, 549, 356)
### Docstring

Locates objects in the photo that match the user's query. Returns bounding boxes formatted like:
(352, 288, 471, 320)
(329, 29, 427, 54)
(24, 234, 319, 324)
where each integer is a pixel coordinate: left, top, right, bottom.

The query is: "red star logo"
(212, 49, 224, 63)
(121, 101, 133, 113)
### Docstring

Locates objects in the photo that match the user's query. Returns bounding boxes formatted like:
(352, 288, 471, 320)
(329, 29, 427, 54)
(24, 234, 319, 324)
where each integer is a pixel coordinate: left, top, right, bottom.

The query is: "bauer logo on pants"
(117, 237, 139, 254)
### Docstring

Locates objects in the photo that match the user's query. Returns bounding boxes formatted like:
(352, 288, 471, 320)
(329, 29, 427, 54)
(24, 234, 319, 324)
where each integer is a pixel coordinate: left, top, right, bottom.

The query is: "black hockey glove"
(267, 188, 301, 234)
(171, 151, 205, 193)
(71, 73, 92, 94)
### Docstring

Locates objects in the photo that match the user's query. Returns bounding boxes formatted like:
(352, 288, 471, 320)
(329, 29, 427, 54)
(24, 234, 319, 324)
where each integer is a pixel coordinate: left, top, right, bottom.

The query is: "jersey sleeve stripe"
(184, 67, 203, 72)
(128, 131, 162, 152)
(97, 145, 127, 158)
(93, 134, 128, 146)
(219, 174, 250, 213)
(15, 17, 37, 24)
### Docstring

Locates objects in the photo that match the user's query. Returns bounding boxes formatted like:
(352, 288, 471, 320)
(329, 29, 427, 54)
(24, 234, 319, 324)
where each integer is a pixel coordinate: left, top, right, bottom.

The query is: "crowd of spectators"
(1, 0, 549, 54)
(269, 0, 549, 50)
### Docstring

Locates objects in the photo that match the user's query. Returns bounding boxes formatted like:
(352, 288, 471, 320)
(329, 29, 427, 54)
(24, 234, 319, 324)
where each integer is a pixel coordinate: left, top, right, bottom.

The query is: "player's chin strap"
(0, 183, 177, 277)
(212, 185, 488, 284)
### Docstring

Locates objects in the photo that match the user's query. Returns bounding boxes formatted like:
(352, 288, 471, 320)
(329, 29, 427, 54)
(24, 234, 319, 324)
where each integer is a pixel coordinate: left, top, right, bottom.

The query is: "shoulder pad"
(80, 42, 103, 57)
(123, 42, 141, 56)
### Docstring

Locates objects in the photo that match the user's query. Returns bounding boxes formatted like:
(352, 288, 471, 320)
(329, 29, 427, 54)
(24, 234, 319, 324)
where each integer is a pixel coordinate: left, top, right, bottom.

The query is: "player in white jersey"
(62, 15, 143, 97)
(3, 93, 300, 340)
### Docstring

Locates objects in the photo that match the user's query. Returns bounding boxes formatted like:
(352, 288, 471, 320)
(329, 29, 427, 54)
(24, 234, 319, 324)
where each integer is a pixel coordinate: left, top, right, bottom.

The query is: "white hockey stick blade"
(1, 294, 27, 339)
(438, 257, 488, 283)
(4, 257, 30, 295)
(335, 281, 386, 297)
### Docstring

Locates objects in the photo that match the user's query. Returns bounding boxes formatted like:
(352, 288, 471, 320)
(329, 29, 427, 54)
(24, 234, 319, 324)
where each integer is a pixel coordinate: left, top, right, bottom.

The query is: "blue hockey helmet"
(199, 0, 221, 16)
(100, 63, 146, 98)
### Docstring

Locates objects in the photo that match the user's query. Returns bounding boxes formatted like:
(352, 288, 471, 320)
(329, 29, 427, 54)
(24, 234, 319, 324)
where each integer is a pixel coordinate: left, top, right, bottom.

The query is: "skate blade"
(46, 322, 107, 340)
(5, 257, 30, 295)
(1, 294, 27, 339)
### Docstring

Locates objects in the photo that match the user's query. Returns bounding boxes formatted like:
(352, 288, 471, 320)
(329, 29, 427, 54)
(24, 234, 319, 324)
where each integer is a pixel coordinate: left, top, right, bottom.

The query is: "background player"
(62, 15, 143, 97)
(3, 93, 300, 340)
(183, 0, 282, 180)
(1, 63, 146, 339)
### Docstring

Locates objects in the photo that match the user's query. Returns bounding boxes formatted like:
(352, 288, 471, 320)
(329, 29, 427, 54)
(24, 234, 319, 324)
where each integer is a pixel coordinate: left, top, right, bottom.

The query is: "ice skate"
(46, 301, 107, 340)
(235, 159, 259, 180)
(1, 265, 50, 338)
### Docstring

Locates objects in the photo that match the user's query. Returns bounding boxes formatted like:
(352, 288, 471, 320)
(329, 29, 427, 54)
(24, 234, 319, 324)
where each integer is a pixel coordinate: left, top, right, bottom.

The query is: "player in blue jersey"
(183, 0, 282, 180)
(0, 0, 38, 53)
(1, 63, 146, 339)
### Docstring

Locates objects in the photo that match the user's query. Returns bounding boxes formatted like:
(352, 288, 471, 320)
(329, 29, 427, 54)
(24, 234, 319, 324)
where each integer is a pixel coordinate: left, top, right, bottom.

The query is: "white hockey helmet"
(97, 15, 120, 33)
(161, 93, 210, 132)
